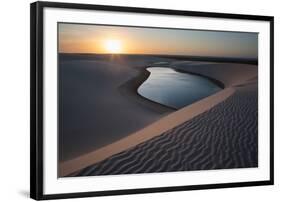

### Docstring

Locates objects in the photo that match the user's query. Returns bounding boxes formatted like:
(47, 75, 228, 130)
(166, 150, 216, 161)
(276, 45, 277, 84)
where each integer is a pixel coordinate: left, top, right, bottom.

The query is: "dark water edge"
(118, 68, 177, 112)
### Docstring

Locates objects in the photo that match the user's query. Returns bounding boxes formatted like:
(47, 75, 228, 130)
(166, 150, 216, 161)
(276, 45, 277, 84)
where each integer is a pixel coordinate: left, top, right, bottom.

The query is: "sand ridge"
(60, 87, 234, 176)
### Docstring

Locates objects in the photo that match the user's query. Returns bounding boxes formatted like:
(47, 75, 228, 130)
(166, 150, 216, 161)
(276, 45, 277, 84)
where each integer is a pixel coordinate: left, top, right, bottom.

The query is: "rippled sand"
(74, 82, 257, 176)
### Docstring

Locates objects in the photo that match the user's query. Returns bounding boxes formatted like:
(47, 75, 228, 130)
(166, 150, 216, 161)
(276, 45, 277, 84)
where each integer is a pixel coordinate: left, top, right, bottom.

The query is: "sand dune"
(73, 83, 258, 176)
(60, 87, 234, 176)
(60, 57, 258, 177)
(59, 55, 176, 162)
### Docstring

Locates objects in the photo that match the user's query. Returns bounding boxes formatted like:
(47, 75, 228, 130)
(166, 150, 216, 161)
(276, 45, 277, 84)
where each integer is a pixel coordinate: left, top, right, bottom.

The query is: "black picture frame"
(30, 1, 274, 200)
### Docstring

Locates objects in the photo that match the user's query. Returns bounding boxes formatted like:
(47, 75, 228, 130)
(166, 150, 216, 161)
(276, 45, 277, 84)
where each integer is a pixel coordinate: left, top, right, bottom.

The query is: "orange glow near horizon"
(58, 23, 258, 58)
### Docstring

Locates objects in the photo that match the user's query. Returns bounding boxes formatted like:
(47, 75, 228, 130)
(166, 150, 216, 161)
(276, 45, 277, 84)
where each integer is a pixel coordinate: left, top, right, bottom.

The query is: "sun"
(104, 39, 122, 54)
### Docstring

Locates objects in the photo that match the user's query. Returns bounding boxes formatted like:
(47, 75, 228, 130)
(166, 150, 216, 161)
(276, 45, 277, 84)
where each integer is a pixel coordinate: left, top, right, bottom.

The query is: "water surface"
(138, 67, 222, 109)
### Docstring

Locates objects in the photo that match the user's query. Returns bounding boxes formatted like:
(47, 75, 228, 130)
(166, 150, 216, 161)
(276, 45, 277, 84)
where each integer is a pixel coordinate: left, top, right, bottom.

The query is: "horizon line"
(58, 52, 258, 60)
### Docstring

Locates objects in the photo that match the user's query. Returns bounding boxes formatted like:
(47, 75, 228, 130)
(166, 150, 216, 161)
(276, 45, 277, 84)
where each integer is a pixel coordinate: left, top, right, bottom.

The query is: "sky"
(58, 23, 258, 59)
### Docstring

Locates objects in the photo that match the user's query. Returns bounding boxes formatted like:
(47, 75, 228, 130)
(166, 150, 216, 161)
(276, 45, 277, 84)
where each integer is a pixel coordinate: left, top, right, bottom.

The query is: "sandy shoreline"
(59, 55, 258, 177)
(118, 68, 175, 113)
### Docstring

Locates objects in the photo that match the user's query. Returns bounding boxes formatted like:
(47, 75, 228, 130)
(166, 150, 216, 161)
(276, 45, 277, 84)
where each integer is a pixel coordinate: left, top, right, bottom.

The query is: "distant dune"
(61, 53, 258, 65)
(58, 54, 258, 177)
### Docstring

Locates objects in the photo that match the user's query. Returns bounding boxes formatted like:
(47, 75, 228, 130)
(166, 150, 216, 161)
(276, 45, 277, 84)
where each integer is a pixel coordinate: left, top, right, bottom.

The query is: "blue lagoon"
(138, 67, 222, 109)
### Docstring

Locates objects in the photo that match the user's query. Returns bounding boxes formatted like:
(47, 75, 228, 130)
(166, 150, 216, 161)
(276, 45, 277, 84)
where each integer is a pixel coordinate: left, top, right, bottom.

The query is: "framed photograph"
(30, 1, 274, 200)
